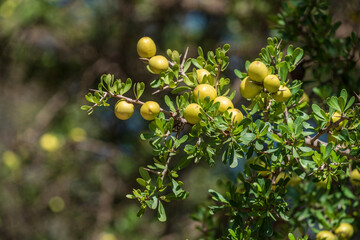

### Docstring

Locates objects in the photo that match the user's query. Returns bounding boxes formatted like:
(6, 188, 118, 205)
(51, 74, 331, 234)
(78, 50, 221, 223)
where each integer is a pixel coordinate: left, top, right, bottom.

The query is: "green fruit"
(137, 37, 156, 58)
(226, 108, 243, 124)
(149, 55, 169, 74)
(196, 69, 212, 84)
(316, 231, 336, 240)
(350, 169, 360, 186)
(184, 103, 202, 124)
(114, 100, 134, 120)
(272, 85, 291, 102)
(193, 84, 217, 102)
(247, 61, 268, 83)
(263, 74, 280, 93)
(240, 77, 262, 99)
(214, 96, 234, 113)
(48, 196, 65, 213)
(140, 101, 160, 120)
(335, 223, 354, 239)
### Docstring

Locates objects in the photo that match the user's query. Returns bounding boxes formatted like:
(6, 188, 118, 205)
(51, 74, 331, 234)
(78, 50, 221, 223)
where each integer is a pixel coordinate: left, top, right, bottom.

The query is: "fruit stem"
(89, 89, 173, 117)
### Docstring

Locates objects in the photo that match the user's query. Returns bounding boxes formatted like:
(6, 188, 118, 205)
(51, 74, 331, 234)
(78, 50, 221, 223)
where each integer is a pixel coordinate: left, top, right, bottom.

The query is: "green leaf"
(164, 95, 176, 112)
(345, 96, 355, 111)
(288, 233, 296, 240)
(157, 201, 167, 222)
(209, 189, 228, 203)
(278, 61, 288, 82)
(271, 133, 283, 143)
(198, 46, 204, 58)
(136, 178, 147, 187)
(312, 104, 327, 120)
(171, 178, 183, 197)
(135, 82, 145, 100)
(121, 78, 132, 95)
(171, 86, 191, 94)
(223, 44, 230, 52)
(327, 96, 341, 113)
(81, 105, 91, 111)
(139, 167, 151, 181)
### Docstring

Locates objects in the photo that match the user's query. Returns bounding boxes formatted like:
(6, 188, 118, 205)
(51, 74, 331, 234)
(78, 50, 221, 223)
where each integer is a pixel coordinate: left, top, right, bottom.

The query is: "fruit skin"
(114, 100, 134, 120)
(240, 77, 262, 99)
(196, 69, 212, 84)
(140, 101, 160, 120)
(226, 108, 243, 124)
(331, 112, 344, 130)
(149, 55, 169, 74)
(335, 223, 354, 239)
(193, 84, 217, 102)
(316, 231, 336, 240)
(137, 37, 156, 58)
(350, 169, 360, 186)
(300, 92, 309, 103)
(247, 61, 268, 83)
(40, 133, 61, 152)
(272, 85, 291, 102)
(263, 74, 280, 93)
(184, 103, 202, 124)
(214, 96, 234, 113)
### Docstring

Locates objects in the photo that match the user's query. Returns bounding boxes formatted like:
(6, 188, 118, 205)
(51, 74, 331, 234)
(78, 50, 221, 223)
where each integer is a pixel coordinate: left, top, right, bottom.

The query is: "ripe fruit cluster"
(240, 61, 291, 102)
(114, 99, 160, 121)
(184, 82, 243, 125)
(316, 222, 354, 240)
(137, 37, 169, 74)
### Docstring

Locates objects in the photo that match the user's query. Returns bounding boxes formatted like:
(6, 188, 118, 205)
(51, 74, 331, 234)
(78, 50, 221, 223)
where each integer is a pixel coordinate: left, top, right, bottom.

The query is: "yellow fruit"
(114, 100, 134, 120)
(263, 74, 280, 93)
(272, 85, 291, 102)
(335, 223, 354, 239)
(331, 112, 344, 130)
(247, 61, 268, 83)
(100, 233, 117, 240)
(300, 92, 309, 103)
(2, 150, 20, 170)
(316, 231, 336, 240)
(350, 169, 360, 186)
(184, 103, 202, 124)
(69, 127, 87, 142)
(149, 55, 169, 74)
(140, 101, 160, 120)
(193, 84, 217, 102)
(196, 69, 212, 84)
(137, 37, 156, 58)
(48, 196, 65, 213)
(226, 108, 243, 124)
(214, 96, 234, 113)
(39, 133, 61, 152)
(240, 77, 262, 99)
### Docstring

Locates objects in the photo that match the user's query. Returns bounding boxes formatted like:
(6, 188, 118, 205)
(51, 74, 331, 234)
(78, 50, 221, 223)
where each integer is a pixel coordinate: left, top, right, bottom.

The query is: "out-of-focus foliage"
(270, 0, 360, 100)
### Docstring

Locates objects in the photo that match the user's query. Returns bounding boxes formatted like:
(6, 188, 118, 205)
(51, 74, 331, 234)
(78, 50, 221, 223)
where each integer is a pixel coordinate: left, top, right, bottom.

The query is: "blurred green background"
(0, 0, 359, 239)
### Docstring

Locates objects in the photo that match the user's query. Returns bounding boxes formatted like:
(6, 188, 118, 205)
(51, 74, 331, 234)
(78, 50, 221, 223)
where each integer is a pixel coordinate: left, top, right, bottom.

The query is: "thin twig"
(215, 63, 221, 91)
(152, 78, 184, 95)
(89, 89, 174, 117)
(310, 115, 348, 144)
